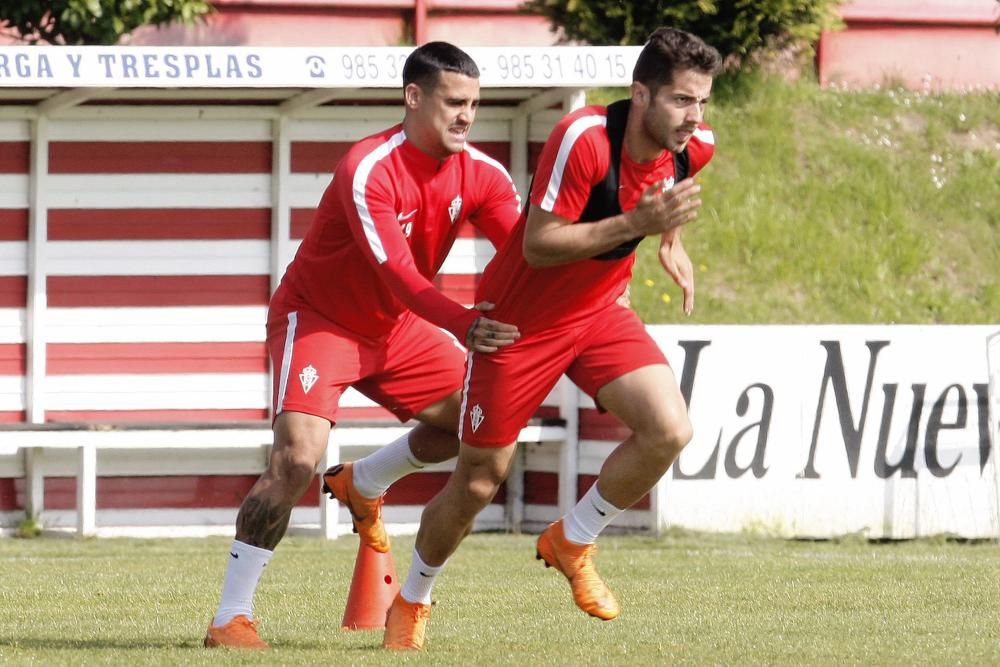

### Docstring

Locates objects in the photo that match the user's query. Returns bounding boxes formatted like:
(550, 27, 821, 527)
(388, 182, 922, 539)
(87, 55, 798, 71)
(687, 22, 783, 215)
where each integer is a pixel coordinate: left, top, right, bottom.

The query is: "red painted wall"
(819, 0, 1000, 90)
(126, 0, 557, 47)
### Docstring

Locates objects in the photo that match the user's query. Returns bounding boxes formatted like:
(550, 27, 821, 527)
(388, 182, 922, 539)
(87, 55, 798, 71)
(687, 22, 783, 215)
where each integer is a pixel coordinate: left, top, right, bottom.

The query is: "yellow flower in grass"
(643, 279, 655, 287)
(699, 264, 708, 272)
(661, 293, 671, 304)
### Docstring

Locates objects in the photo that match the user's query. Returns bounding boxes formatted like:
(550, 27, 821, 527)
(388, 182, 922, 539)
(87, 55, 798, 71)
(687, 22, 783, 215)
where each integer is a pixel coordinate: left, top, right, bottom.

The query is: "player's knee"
(669, 414, 693, 453)
(269, 442, 324, 498)
(449, 446, 512, 511)
(465, 474, 503, 509)
(456, 457, 507, 509)
(432, 474, 499, 525)
(266, 461, 316, 504)
(636, 413, 693, 466)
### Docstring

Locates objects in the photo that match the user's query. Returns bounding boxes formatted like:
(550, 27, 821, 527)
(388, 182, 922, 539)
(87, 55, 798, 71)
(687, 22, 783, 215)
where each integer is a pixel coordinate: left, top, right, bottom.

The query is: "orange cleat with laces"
(203, 615, 270, 650)
(382, 593, 432, 650)
(536, 519, 620, 621)
(322, 461, 390, 553)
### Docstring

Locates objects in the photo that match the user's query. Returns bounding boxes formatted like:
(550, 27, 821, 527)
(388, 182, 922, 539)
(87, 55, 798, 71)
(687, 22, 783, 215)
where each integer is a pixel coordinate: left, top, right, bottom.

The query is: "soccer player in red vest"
(204, 42, 521, 650)
(382, 28, 722, 650)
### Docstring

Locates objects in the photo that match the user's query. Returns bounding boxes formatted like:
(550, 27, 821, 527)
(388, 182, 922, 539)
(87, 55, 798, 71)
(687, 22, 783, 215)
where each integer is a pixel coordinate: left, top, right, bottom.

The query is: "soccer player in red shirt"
(383, 28, 723, 650)
(204, 42, 521, 650)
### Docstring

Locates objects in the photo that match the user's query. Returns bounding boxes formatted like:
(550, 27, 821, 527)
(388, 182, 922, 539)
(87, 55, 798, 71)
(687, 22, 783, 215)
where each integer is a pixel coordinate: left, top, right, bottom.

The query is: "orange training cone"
(341, 541, 400, 630)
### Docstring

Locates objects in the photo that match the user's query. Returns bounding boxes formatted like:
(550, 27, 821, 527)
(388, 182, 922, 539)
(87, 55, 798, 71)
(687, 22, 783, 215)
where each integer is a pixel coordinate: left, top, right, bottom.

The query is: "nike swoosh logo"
(397, 209, 418, 221)
(591, 501, 607, 517)
(230, 552, 239, 559)
(418, 571, 432, 577)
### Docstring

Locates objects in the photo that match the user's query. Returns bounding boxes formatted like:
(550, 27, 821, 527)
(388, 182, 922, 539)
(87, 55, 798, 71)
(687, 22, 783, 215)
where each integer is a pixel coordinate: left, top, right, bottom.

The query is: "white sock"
(352, 431, 425, 498)
(562, 483, 624, 545)
(212, 540, 273, 626)
(400, 547, 446, 605)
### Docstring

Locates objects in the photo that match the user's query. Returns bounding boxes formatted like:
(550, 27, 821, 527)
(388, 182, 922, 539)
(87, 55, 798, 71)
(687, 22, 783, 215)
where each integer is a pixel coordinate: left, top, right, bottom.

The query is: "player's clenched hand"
(465, 302, 520, 352)
(628, 177, 702, 237)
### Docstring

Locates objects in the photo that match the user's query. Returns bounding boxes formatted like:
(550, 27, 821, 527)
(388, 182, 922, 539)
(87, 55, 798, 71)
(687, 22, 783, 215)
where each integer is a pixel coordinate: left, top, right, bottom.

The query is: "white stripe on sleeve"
(352, 130, 407, 264)
(694, 128, 715, 145)
(540, 115, 607, 212)
(465, 144, 522, 208)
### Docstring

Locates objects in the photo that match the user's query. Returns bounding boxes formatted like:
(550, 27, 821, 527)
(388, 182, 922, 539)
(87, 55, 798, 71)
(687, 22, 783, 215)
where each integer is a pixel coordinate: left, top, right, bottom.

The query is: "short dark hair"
(632, 28, 721, 92)
(402, 42, 480, 90)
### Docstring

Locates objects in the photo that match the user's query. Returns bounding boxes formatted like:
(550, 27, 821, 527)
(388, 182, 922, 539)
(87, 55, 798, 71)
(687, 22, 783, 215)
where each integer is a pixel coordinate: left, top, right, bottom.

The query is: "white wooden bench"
(0, 417, 569, 537)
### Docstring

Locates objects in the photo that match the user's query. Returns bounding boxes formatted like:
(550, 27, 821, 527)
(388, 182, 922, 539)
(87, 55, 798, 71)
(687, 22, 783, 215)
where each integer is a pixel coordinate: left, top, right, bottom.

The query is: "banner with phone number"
(0, 46, 640, 88)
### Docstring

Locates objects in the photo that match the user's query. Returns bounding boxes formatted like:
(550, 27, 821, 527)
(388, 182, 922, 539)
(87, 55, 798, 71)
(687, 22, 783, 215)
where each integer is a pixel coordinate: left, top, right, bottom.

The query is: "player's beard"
(642, 105, 691, 154)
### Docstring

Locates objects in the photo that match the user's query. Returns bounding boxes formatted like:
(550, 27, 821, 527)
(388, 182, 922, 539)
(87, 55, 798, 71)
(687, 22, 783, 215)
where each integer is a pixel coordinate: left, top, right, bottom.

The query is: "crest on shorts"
(470, 404, 485, 432)
(448, 195, 463, 224)
(299, 364, 318, 394)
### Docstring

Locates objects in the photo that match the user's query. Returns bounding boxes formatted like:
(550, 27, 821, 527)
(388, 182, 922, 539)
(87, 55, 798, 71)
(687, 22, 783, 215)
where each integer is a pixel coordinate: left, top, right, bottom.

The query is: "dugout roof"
(0, 45, 640, 197)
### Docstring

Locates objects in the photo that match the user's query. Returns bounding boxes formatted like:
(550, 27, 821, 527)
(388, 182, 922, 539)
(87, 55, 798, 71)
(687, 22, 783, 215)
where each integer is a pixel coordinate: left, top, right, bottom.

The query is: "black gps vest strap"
(581, 99, 689, 261)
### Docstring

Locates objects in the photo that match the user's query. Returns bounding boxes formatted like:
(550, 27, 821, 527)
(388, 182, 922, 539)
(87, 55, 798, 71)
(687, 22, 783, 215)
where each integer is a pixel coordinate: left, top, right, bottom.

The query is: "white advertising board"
(0, 46, 639, 88)
(649, 325, 1000, 539)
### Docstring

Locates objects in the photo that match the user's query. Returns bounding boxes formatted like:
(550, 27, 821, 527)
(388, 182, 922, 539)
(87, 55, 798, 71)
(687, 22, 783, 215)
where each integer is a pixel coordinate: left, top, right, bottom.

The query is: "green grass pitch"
(1, 531, 998, 665)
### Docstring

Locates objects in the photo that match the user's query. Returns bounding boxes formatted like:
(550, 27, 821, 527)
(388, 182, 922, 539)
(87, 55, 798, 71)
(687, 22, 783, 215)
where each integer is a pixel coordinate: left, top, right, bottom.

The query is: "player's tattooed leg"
(236, 495, 292, 550)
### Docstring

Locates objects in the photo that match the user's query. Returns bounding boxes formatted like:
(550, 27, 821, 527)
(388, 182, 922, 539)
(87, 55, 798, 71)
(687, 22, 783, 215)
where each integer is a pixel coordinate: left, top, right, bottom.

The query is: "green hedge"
(523, 0, 845, 64)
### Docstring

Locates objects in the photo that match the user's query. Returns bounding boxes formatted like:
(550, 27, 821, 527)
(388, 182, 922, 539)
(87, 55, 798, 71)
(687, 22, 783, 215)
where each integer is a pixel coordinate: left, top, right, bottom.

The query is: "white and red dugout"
(0, 44, 639, 536)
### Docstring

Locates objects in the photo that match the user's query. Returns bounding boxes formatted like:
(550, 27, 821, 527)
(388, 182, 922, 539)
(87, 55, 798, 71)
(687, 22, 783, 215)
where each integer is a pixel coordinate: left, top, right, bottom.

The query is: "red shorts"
(459, 304, 668, 447)
(268, 308, 466, 424)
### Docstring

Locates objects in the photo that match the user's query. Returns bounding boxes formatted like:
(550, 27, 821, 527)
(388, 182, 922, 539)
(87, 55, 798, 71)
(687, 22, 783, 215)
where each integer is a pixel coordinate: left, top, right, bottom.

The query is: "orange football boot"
(536, 519, 620, 620)
(203, 615, 269, 650)
(322, 461, 390, 553)
(383, 593, 432, 651)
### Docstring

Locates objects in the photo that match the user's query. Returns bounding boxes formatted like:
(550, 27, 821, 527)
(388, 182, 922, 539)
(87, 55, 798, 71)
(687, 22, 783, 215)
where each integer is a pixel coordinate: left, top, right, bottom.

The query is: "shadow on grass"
(0, 638, 202, 650)
(790, 534, 999, 546)
(0, 636, 389, 652)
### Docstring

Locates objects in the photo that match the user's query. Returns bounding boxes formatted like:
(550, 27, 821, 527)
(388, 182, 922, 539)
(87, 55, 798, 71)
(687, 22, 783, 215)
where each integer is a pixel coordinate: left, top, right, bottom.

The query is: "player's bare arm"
(658, 231, 696, 315)
(522, 177, 702, 268)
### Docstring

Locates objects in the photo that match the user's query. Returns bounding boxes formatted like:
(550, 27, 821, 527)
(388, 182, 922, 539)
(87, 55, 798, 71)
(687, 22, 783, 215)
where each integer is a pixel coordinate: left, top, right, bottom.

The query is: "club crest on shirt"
(470, 404, 485, 432)
(299, 364, 318, 394)
(448, 195, 463, 224)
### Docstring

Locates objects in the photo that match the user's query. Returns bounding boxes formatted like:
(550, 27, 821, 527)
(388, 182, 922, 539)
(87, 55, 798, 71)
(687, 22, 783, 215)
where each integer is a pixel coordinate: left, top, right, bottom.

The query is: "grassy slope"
(588, 78, 1000, 324)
